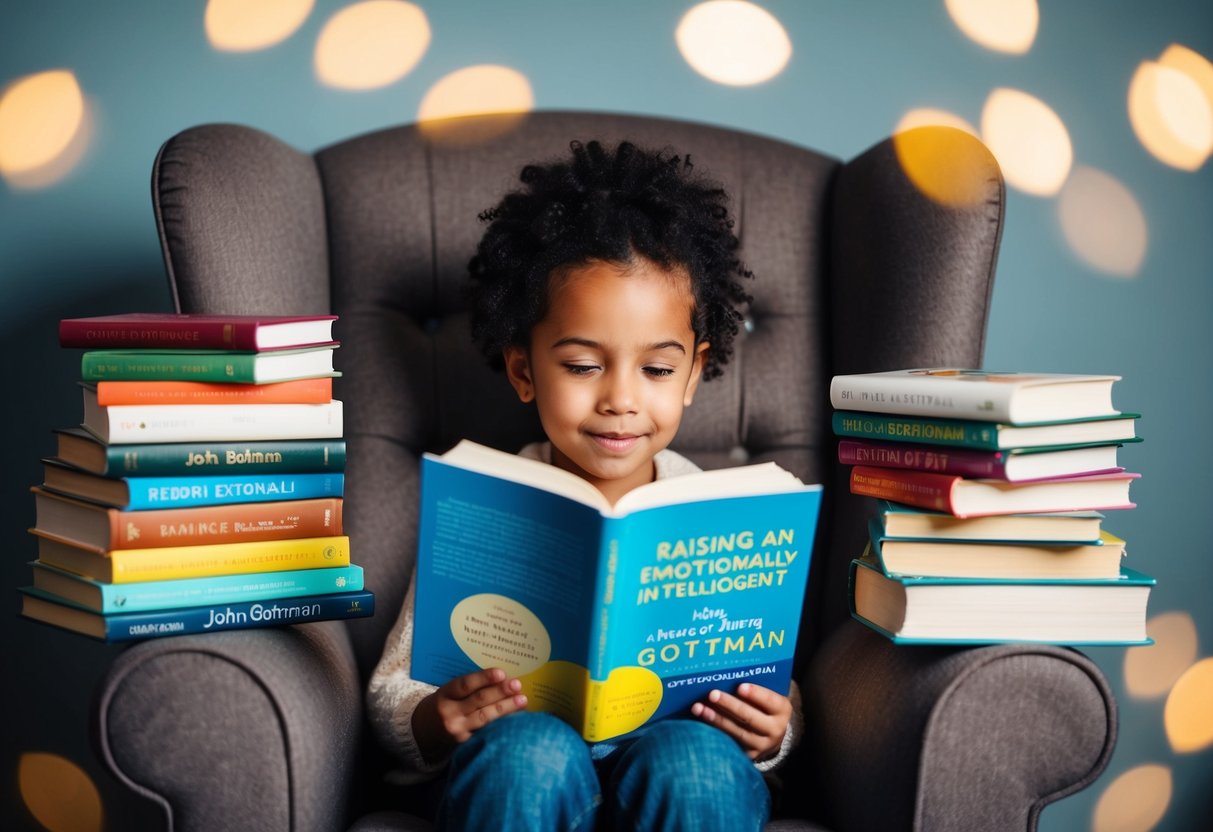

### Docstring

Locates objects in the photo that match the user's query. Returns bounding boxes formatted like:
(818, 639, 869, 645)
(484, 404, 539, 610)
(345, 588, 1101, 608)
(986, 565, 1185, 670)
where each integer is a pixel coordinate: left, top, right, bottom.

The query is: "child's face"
(504, 258, 708, 504)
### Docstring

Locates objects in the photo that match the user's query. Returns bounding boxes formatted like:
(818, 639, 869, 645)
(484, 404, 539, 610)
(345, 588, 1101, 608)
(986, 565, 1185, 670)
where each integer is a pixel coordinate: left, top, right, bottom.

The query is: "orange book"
(31, 487, 343, 550)
(89, 377, 332, 405)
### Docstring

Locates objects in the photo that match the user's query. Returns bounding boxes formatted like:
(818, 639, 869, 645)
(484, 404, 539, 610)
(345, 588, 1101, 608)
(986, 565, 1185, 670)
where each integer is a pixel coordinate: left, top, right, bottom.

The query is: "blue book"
(42, 457, 344, 509)
(18, 588, 374, 643)
(849, 556, 1154, 645)
(28, 561, 364, 614)
(411, 440, 824, 743)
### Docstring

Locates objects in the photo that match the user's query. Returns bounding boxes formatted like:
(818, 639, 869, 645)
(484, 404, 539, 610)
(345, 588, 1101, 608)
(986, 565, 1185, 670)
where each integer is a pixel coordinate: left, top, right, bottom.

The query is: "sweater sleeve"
(365, 567, 448, 782)
(753, 679, 803, 773)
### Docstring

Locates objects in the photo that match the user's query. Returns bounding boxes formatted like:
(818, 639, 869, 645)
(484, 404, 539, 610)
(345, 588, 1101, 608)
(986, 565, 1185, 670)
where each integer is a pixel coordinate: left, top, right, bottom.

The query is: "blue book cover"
(849, 556, 1154, 645)
(18, 588, 374, 643)
(42, 458, 344, 509)
(411, 440, 824, 743)
(28, 561, 364, 614)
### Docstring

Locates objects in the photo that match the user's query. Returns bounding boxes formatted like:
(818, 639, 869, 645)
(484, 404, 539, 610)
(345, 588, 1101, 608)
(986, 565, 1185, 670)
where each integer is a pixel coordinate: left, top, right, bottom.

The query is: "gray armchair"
(93, 112, 1117, 831)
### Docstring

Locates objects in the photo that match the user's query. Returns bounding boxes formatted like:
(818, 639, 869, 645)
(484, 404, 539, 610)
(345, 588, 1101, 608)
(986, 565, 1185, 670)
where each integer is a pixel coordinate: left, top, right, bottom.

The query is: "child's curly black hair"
(467, 139, 752, 381)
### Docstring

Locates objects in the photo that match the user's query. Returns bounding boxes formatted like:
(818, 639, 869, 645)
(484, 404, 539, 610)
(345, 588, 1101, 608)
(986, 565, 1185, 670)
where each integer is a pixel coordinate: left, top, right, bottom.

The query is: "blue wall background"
(3, 2, 1210, 829)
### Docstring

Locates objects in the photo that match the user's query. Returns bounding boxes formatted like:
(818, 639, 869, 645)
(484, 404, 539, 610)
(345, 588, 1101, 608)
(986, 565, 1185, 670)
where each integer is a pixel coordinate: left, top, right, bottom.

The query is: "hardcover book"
(411, 440, 823, 743)
(829, 368, 1121, 423)
(831, 411, 1140, 450)
(32, 487, 343, 550)
(876, 501, 1104, 543)
(29, 560, 364, 614)
(53, 428, 346, 476)
(867, 519, 1126, 580)
(31, 531, 351, 583)
(849, 556, 1153, 645)
(19, 587, 373, 643)
(82, 387, 343, 443)
(837, 438, 1124, 482)
(850, 466, 1139, 517)
(42, 458, 344, 510)
(86, 377, 332, 406)
(80, 346, 339, 384)
(60, 313, 338, 351)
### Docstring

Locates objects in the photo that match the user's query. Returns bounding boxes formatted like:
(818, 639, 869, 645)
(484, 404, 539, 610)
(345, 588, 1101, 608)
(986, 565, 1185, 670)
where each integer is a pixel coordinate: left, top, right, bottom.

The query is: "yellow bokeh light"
(1057, 166, 1147, 279)
(675, 1, 792, 86)
(894, 108, 978, 137)
(1091, 764, 1172, 832)
(1159, 44, 1213, 114)
(1128, 59, 1213, 171)
(892, 125, 993, 207)
(1164, 657, 1213, 753)
(18, 752, 104, 832)
(1124, 611, 1199, 698)
(0, 70, 88, 186)
(205, 0, 314, 52)
(944, 0, 1039, 55)
(314, 0, 430, 90)
(418, 65, 534, 125)
(981, 87, 1072, 196)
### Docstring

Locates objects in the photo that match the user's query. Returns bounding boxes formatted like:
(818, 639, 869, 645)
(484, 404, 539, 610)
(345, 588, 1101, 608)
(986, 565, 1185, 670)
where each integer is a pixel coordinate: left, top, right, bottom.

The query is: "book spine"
(100, 590, 374, 642)
(62, 319, 260, 350)
(82, 351, 262, 382)
(101, 439, 346, 476)
(124, 472, 344, 510)
(832, 411, 1000, 450)
(103, 497, 343, 549)
(93, 378, 332, 405)
(95, 564, 364, 613)
(830, 375, 1014, 421)
(109, 535, 351, 582)
(583, 520, 623, 740)
(838, 439, 1007, 479)
(850, 466, 957, 513)
(96, 401, 344, 443)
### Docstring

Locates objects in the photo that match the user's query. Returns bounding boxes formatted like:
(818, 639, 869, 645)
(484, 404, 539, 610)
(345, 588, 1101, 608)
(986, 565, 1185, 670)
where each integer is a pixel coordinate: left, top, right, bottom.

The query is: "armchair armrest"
(93, 622, 362, 831)
(803, 621, 1116, 832)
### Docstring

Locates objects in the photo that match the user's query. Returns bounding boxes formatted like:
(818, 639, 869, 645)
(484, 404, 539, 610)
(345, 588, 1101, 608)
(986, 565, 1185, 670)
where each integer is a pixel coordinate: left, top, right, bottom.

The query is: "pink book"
(837, 438, 1123, 482)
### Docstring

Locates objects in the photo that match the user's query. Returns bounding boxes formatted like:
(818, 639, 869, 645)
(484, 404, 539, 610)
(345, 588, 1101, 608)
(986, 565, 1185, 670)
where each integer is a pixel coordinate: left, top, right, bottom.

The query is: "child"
(368, 139, 802, 831)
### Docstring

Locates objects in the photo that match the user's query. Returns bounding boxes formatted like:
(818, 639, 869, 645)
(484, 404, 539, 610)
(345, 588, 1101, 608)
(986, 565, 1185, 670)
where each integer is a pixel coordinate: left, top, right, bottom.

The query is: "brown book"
(31, 487, 343, 550)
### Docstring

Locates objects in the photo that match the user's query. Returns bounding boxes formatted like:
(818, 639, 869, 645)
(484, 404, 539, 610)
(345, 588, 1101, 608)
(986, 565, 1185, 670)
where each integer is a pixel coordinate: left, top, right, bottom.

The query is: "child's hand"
(690, 682, 791, 761)
(411, 668, 528, 761)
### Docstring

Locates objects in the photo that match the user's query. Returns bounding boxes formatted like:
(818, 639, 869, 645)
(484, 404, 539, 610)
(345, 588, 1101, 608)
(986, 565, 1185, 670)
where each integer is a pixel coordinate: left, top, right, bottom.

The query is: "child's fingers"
(462, 690, 529, 734)
(702, 689, 773, 735)
(456, 675, 524, 715)
(733, 682, 792, 718)
(440, 667, 506, 700)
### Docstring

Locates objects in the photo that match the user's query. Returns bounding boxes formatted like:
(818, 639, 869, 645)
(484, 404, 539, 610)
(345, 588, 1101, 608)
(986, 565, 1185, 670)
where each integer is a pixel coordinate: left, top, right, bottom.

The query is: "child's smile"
(504, 257, 709, 505)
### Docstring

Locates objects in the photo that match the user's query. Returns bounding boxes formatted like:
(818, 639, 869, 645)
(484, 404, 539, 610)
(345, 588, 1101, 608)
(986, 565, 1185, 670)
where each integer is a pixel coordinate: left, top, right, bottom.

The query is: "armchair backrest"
(152, 111, 1001, 678)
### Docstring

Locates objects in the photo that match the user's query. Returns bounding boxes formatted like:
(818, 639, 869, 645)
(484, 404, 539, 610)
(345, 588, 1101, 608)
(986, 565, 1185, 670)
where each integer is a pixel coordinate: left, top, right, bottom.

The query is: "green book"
(831, 410, 1140, 450)
(54, 427, 346, 476)
(81, 346, 339, 383)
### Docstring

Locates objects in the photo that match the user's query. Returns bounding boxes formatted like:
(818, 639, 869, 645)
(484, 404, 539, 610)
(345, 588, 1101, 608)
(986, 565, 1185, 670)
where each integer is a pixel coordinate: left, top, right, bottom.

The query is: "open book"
(410, 440, 823, 742)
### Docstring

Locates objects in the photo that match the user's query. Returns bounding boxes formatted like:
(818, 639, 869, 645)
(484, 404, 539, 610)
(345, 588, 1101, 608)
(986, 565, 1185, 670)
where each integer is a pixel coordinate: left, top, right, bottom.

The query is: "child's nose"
(599, 370, 639, 415)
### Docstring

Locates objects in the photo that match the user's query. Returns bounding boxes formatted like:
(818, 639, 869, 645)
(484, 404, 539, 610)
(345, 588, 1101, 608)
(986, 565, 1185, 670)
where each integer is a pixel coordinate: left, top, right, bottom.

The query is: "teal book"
(80, 346, 339, 384)
(28, 561, 364, 614)
(849, 556, 1154, 645)
(42, 458, 344, 509)
(411, 440, 823, 743)
(19, 588, 374, 643)
(832, 410, 1141, 450)
(54, 427, 346, 476)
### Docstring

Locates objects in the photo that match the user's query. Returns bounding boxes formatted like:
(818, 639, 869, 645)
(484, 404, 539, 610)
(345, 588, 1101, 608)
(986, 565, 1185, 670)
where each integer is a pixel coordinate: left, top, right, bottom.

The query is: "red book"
(88, 377, 333, 406)
(849, 465, 1138, 518)
(837, 438, 1123, 482)
(59, 313, 338, 351)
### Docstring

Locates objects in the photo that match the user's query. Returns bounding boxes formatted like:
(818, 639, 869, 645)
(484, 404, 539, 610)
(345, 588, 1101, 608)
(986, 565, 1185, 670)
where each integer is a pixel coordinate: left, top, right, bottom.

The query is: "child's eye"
(644, 366, 676, 378)
(563, 364, 599, 376)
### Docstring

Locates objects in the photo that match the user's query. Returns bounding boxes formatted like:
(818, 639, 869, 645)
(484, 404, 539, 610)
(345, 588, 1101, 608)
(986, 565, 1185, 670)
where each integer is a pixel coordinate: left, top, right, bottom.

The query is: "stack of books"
(19, 313, 374, 642)
(830, 368, 1154, 645)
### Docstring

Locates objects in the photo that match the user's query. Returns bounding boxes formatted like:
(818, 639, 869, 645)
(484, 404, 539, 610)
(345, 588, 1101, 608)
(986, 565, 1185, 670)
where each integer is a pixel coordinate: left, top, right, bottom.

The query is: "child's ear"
(504, 346, 535, 403)
(683, 342, 710, 406)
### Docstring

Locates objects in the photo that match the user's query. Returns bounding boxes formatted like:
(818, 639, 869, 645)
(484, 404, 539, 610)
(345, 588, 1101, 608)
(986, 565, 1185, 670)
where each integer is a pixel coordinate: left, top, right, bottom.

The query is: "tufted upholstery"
(93, 112, 1115, 831)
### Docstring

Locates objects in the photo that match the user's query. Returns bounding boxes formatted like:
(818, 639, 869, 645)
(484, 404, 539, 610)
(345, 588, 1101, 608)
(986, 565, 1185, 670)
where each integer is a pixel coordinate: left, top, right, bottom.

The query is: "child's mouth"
(590, 433, 641, 453)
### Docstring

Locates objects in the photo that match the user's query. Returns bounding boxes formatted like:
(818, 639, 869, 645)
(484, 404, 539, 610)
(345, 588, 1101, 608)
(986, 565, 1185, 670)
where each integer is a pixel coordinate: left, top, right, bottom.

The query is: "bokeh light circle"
(314, 1, 430, 90)
(1123, 611, 1198, 698)
(1091, 763, 1172, 832)
(205, 0, 314, 52)
(981, 87, 1072, 196)
(676, 1, 792, 86)
(1057, 165, 1147, 278)
(19, 752, 104, 832)
(1128, 59, 1213, 171)
(894, 108, 978, 137)
(1164, 657, 1213, 753)
(0, 70, 85, 177)
(944, 0, 1038, 55)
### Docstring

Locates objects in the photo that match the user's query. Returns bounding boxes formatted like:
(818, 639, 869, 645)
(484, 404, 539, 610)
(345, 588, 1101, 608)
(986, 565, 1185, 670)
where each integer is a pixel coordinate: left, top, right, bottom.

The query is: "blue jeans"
(435, 712, 770, 831)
